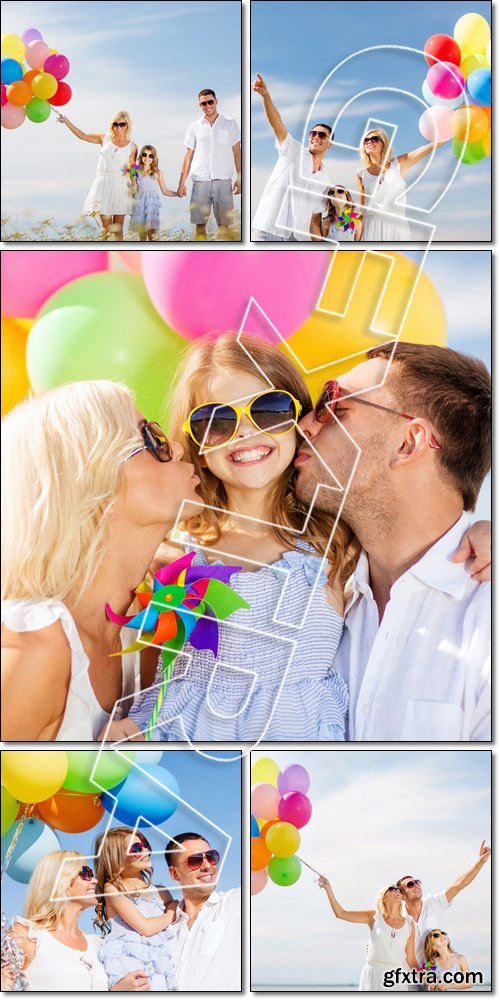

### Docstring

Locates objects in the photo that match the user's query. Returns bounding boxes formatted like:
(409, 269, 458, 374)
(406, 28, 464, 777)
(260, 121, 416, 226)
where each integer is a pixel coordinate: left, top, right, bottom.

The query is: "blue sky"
(251, 1, 491, 239)
(1, 1, 241, 234)
(3, 749, 241, 933)
(251, 750, 491, 988)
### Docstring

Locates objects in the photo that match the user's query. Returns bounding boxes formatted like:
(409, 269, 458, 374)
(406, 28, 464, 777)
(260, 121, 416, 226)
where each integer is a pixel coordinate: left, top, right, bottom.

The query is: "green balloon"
(268, 854, 302, 886)
(452, 137, 486, 165)
(1, 785, 19, 837)
(27, 273, 188, 424)
(25, 98, 51, 123)
(62, 750, 136, 794)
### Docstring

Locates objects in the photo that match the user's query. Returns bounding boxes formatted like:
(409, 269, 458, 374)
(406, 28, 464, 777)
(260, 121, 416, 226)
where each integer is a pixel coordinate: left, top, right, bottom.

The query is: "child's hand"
(177, 183, 187, 198)
(452, 519, 491, 581)
(99, 718, 144, 742)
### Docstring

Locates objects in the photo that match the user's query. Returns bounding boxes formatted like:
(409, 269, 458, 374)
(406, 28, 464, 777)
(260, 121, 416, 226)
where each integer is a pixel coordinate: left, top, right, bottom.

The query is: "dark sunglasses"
(74, 865, 95, 882)
(200, 99, 215, 107)
(128, 421, 173, 463)
(403, 879, 422, 890)
(364, 135, 382, 143)
(309, 129, 329, 139)
(129, 836, 152, 854)
(113, 121, 127, 128)
(142, 152, 154, 158)
(186, 849, 220, 870)
(314, 380, 441, 449)
(386, 886, 400, 893)
(183, 389, 302, 449)
(431, 931, 447, 939)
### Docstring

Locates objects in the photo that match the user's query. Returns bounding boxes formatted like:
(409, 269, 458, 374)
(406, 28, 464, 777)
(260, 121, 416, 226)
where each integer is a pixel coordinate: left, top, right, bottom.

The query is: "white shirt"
(335, 513, 491, 741)
(408, 891, 451, 967)
(252, 132, 331, 240)
(168, 888, 241, 991)
(184, 113, 240, 181)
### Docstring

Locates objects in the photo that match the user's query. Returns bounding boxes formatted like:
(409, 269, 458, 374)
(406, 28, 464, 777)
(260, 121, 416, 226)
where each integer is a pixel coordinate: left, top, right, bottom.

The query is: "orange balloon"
(1, 318, 32, 416)
(5, 80, 32, 106)
(451, 106, 489, 143)
(23, 69, 38, 86)
(481, 107, 491, 126)
(260, 819, 280, 838)
(37, 790, 104, 833)
(251, 835, 272, 871)
(483, 129, 491, 157)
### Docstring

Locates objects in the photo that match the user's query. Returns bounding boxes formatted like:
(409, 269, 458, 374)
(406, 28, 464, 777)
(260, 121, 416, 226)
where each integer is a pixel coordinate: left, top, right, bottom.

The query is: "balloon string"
(296, 856, 323, 878)
(1, 804, 34, 883)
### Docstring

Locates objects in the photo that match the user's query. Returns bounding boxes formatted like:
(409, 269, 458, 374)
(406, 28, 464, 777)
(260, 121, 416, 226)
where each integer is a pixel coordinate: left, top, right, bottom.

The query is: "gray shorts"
(190, 179, 234, 226)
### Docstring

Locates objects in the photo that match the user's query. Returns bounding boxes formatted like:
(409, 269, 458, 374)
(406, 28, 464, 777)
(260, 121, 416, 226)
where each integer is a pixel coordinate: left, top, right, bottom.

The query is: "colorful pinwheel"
(334, 209, 360, 233)
(106, 551, 250, 739)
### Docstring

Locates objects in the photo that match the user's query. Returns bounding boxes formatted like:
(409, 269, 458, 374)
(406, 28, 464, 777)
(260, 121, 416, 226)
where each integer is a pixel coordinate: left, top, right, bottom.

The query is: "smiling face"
(308, 124, 331, 154)
(399, 876, 423, 903)
(168, 838, 217, 898)
(121, 836, 153, 878)
(66, 867, 99, 909)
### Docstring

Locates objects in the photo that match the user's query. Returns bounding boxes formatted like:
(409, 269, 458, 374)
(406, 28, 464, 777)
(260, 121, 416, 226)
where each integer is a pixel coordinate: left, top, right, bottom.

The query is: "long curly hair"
(94, 827, 152, 937)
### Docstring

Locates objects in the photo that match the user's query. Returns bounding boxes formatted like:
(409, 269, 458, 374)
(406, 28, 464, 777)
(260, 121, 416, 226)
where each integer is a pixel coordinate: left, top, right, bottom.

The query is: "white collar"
(175, 890, 221, 922)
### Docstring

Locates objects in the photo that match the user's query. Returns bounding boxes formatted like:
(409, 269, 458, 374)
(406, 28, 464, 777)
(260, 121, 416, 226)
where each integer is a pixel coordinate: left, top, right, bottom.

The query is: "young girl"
(95, 827, 177, 991)
(103, 334, 490, 744)
(423, 929, 472, 991)
(319, 186, 362, 242)
(130, 145, 178, 241)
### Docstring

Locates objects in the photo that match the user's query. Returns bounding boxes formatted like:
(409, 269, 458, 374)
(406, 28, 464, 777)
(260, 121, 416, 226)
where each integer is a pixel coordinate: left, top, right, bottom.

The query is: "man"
(397, 842, 491, 969)
(251, 72, 333, 240)
(164, 832, 241, 991)
(178, 89, 241, 240)
(295, 341, 491, 740)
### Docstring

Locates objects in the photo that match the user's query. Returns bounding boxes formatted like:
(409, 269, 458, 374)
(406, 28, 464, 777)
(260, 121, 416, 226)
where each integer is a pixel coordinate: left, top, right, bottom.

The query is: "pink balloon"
(426, 62, 464, 100)
(1, 251, 109, 317)
(278, 791, 312, 829)
(43, 54, 70, 80)
(1, 84, 7, 107)
(251, 783, 281, 821)
(141, 250, 331, 341)
(1, 103, 25, 129)
(277, 764, 311, 796)
(117, 251, 143, 274)
(418, 105, 454, 142)
(25, 40, 50, 69)
(251, 869, 268, 896)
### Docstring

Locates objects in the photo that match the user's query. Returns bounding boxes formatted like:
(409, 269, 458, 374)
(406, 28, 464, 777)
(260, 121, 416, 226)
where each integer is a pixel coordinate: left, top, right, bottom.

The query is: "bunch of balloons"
(1, 750, 177, 884)
(419, 12, 491, 165)
(1, 27, 71, 130)
(251, 757, 312, 895)
(1, 250, 447, 424)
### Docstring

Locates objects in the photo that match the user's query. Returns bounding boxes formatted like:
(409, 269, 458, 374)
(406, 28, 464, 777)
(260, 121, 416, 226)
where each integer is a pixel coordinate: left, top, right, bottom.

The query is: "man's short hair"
(367, 342, 491, 511)
(312, 123, 333, 138)
(198, 88, 216, 100)
(164, 832, 208, 866)
(396, 876, 414, 890)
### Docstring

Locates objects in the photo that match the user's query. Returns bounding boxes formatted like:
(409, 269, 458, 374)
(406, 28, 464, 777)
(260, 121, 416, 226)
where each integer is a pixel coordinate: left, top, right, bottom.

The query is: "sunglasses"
(314, 380, 441, 449)
(113, 121, 127, 128)
(129, 836, 152, 854)
(386, 886, 400, 893)
(73, 865, 95, 883)
(142, 152, 154, 158)
(183, 390, 302, 449)
(364, 135, 382, 143)
(403, 879, 422, 890)
(431, 931, 447, 939)
(185, 849, 220, 870)
(128, 421, 173, 463)
(309, 129, 330, 140)
(200, 99, 215, 107)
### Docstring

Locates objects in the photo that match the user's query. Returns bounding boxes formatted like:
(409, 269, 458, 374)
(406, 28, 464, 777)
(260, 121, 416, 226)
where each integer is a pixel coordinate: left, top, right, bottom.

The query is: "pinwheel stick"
(144, 654, 175, 742)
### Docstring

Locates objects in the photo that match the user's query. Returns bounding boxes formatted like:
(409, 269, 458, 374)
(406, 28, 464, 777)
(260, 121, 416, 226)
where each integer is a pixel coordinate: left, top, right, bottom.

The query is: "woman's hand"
(99, 718, 144, 742)
(111, 970, 150, 991)
(317, 875, 331, 890)
(56, 114, 68, 124)
(452, 520, 491, 581)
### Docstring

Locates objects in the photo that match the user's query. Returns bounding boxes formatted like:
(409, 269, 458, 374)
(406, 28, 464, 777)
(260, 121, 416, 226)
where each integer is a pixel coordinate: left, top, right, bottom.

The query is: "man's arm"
(252, 72, 287, 144)
(310, 212, 324, 240)
(445, 841, 491, 903)
(232, 141, 241, 194)
(178, 148, 194, 197)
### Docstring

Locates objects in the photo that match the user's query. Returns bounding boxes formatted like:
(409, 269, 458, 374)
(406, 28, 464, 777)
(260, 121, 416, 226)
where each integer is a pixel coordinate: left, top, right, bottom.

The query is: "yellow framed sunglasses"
(182, 389, 302, 449)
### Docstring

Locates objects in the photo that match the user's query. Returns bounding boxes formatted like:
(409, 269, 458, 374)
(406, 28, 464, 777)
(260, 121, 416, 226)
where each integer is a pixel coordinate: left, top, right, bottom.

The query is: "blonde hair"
(359, 128, 393, 167)
(138, 144, 159, 175)
(24, 851, 84, 930)
(168, 333, 357, 584)
(424, 930, 455, 966)
(374, 886, 404, 919)
(94, 827, 152, 937)
(325, 186, 355, 222)
(1, 380, 141, 602)
(108, 110, 132, 141)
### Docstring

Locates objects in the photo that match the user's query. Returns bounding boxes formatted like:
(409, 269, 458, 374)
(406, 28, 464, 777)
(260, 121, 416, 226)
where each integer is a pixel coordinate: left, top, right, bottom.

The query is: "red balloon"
(424, 33, 462, 68)
(48, 80, 72, 106)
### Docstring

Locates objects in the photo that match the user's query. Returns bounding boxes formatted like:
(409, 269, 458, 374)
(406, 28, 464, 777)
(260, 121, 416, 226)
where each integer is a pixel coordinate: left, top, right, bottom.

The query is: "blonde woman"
(318, 876, 417, 991)
(4, 851, 149, 991)
(57, 110, 138, 238)
(423, 930, 472, 992)
(356, 127, 448, 241)
(1, 380, 200, 741)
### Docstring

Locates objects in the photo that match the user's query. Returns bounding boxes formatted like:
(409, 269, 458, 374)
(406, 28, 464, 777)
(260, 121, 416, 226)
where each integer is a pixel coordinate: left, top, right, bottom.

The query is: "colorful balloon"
(1, 786, 20, 836)
(116, 250, 143, 274)
(251, 783, 281, 821)
(1, 250, 108, 317)
(21, 28, 43, 45)
(265, 821, 301, 858)
(2, 752, 68, 804)
(25, 39, 50, 69)
(418, 105, 454, 142)
(251, 758, 280, 787)
(259, 819, 280, 838)
(48, 80, 72, 106)
(460, 52, 488, 78)
(421, 80, 464, 110)
(43, 53, 70, 80)
(466, 68, 491, 106)
(37, 790, 105, 833)
(486, 39, 491, 67)
(25, 96, 51, 122)
(426, 61, 464, 100)
(251, 869, 268, 895)
(451, 106, 489, 143)
(251, 835, 272, 871)
(454, 13, 490, 57)
(251, 815, 260, 838)
(1, 819, 61, 884)
(1, 34, 25, 63)
(278, 791, 312, 829)
(135, 751, 163, 764)
(141, 250, 331, 341)
(268, 855, 302, 887)
(277, 764, 311, 796)
(31, 71, 58, 99)
(451, 137, 486, 164)
(1, 58, 23, 85)
(22, 68, 39, 86)
(483, 129, 491, 157)
(1, 101, 25, 128)
(62, 750, 136, 794)
(1, 317, 31, 415)
(5, 79, 32, 106)
(1, 83, 6, 106)
(424, 33, 461, 68)
(101, 763, 180, 827)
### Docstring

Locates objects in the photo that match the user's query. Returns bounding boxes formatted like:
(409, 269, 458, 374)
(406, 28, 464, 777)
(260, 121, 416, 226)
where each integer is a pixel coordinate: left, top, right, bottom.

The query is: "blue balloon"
(466, 68, 491, 107)
(1, 58, 23, 85)
(135, 751, 163, 765)
(102, 763, 180, 827)
(251, 815, 260, 837)
(1, 819, 61, 884)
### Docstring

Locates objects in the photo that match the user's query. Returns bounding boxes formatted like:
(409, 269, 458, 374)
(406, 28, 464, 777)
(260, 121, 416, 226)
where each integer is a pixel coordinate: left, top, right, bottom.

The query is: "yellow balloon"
(251, 757, 280, 787)
(283, 251, 447, 403)
(1, 33, 25, 62)
(1, 318, 32, 416)
(454, 13, 490, 57)
(265, 821, 301, 858)
(483, 129, 491, 157)
(31, 72, 58, 100)
(460, 52, 488, 78)
(486, 39, 491, 67)
(2, 751, 68, 804)
(452, 106, 489, 143)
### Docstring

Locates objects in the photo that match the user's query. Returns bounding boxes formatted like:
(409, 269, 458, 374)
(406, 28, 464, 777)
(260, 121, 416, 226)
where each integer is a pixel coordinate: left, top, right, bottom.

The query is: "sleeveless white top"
(13, 920, 109, 992)
(2, 599, 140, 741)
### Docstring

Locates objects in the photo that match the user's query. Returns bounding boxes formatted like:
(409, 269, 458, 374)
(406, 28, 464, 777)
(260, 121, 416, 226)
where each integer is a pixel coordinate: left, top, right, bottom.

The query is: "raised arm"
(56, 114, 103, 144)
(444, 841, 491, 903)
(251, 73, 287, 144)
(318, 876, 375, 926)
(104, 885, 176, 936)
(452, 520, 491, 582)
(397, 140, 448, 178)
(178, 148, 194, 197)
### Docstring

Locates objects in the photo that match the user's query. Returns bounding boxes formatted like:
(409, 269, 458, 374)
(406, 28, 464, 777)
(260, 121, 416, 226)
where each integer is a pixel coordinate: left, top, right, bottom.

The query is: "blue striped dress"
(129, 540, 347, 741)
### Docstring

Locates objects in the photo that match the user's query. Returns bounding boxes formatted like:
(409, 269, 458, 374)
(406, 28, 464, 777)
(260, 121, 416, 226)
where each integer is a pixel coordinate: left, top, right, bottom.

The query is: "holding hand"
(56, 114, 68, 124)
(233, 176, 241, 195)
(317, 876, 331, 890)
(177, 184, 187, 198)
(452, 522, 491, 582)
(252, 72, 269, 97)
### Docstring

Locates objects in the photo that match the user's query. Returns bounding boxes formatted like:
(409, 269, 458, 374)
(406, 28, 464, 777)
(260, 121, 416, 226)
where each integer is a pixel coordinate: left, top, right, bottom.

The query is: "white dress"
(1, 599, 140, 741)
(83, 135, 134, 216)
(326, 220, 355, 242)
(359, 913, 413, 991)
(12, 919, 110, 992)
(357, 157, 411, 241)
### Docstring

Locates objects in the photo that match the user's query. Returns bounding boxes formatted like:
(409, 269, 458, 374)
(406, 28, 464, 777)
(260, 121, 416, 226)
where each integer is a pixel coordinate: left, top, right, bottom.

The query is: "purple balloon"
(278, 791, 312, 829)
(21, 28, 43, 45)
(43, 54, 70, 80)
(277, 764, 311, 796)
